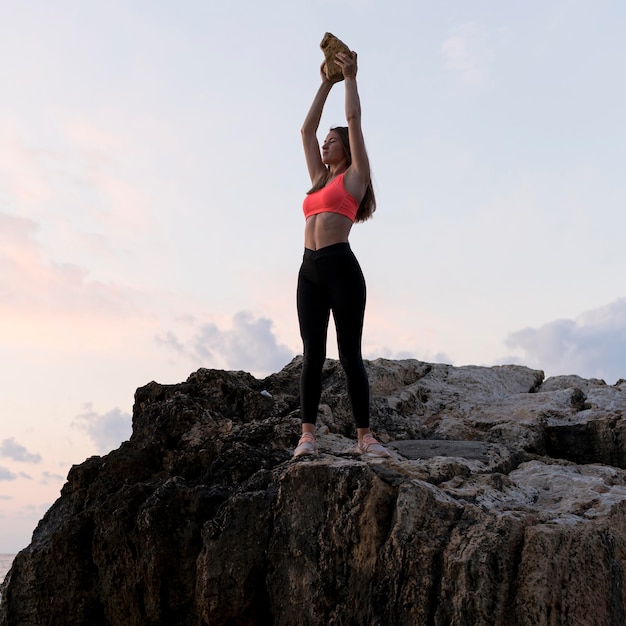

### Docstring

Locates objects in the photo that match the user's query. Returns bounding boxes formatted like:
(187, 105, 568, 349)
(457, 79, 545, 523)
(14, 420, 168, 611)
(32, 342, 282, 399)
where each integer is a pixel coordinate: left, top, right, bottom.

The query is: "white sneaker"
(358, 434, 391, 457)
(293, 432, 318, 457)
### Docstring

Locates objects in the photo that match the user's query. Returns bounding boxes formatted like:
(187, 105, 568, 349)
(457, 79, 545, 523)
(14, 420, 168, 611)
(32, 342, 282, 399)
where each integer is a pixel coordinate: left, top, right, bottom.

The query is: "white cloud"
(441, 22, 489, 84)
(158, 310, 295, 377)
(0, 438, 41, 464)
(504, 297, 626, 383)
(73, 405, 132, 455)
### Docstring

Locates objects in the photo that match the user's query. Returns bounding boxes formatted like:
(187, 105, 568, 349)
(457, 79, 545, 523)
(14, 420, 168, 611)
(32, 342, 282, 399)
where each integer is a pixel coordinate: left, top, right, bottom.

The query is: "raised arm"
(301, 65, 333, 184)
(334, 51, 370, 200)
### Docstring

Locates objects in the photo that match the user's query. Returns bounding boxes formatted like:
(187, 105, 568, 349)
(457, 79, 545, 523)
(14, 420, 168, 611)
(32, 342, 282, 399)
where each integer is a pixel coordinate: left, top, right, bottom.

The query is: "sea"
(0, 554, 16, 585)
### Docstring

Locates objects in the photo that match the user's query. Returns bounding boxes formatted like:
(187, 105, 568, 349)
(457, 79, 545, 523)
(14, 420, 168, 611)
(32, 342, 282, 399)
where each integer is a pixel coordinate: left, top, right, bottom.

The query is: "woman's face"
(321, 131, 346, 166)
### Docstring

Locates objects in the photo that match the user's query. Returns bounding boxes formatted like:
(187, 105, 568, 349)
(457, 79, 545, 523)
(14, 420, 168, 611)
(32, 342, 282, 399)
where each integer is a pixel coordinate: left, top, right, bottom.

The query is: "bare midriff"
(304, 212, 353, 251)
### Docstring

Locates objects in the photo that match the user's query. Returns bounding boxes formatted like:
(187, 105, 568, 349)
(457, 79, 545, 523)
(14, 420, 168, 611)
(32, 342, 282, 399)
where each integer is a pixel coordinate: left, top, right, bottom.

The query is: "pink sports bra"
(302, 173, 359, 223)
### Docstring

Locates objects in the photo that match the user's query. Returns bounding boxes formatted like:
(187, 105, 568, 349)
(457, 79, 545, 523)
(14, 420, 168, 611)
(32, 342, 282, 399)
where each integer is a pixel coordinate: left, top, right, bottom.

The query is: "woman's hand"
(335, 51, 358, 80)
(319, 61, 333, 85)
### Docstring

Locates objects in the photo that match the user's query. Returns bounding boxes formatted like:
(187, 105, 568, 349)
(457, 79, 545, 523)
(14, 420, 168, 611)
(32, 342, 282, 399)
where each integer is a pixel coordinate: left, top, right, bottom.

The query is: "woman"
(293, 50, 390, 458)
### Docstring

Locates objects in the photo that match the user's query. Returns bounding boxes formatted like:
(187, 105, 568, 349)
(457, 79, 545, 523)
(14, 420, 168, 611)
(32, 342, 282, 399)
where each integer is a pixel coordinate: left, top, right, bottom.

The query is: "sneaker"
(358, 433, 391, 457)
(293, 432, 318, 457)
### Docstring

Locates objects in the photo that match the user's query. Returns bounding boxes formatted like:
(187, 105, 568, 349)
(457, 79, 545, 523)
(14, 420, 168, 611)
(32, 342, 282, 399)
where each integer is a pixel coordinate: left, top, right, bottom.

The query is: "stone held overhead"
(320, 32, 352, 83)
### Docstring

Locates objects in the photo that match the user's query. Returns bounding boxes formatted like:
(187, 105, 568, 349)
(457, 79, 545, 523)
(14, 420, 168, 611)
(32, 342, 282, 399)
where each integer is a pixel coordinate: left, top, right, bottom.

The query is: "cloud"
(0, 438, 41, 463)
(157, 310, 295, 377)
(441, 22, 489, 84)
(0, 211, 156, 351)
(73, 405, 132, 455)
(366, 345, 453, 365)
(0, 119, 154, 236)
(0, 127, 53, 207)
(156, 330, 186, 355)
(504, 297, 626, 383)
(0, 212, 139, 315)
(0, 467, 17, 481)
(40, 471, 66, 485)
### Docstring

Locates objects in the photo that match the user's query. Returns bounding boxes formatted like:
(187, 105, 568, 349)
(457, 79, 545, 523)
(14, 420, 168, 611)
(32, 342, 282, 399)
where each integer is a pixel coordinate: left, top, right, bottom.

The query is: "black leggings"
(296, 242, 370, 429)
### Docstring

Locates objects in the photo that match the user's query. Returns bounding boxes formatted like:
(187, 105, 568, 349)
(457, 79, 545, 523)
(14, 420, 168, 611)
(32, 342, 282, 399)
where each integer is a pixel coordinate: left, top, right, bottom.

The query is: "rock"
(1, 357, 625, 625)
(320, 32, 351, 83)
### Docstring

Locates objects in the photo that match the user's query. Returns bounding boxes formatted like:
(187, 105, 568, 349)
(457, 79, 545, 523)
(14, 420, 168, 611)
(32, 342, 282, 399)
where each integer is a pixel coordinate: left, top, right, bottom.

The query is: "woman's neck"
(328, 164, 347, 178)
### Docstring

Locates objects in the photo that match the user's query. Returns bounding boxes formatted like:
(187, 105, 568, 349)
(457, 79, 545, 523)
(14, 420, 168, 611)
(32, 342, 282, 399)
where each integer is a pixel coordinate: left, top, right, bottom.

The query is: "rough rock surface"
(1, 357, 626, 625)
(320, 32, 351, 83)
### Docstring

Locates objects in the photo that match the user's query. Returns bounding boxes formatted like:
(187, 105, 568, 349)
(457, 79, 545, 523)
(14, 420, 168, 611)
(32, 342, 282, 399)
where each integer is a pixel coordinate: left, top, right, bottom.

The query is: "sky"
(1, 0, 625, 553)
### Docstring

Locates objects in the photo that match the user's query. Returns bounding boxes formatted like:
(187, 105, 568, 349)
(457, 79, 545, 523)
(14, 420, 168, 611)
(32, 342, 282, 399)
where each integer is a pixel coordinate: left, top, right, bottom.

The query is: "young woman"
(294, 50, 390, 458)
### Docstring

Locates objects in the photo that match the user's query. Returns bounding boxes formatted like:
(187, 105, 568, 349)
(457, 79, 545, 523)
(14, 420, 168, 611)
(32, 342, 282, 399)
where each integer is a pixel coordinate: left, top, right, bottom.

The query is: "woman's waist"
(303, 241, 352, 261)
(304, 213, 352, 251)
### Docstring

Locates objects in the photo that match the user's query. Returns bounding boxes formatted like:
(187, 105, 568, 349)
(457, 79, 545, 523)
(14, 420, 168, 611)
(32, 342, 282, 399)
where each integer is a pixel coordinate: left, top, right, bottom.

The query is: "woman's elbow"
(345, 110, 361, 125)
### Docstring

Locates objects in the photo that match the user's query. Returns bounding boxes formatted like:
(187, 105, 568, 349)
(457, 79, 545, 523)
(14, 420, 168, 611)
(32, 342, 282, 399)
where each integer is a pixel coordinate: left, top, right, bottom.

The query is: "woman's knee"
(339, 351, 366, 379)
(303, 347, 326, 371)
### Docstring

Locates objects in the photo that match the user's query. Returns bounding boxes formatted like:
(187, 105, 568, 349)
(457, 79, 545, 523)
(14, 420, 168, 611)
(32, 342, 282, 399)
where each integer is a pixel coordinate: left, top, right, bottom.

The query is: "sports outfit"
(297, 174, 369, 429)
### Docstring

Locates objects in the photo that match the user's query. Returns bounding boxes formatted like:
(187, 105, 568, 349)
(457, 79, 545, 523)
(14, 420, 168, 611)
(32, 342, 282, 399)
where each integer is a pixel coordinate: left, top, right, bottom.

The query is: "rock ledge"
(1, 357, 625, 625)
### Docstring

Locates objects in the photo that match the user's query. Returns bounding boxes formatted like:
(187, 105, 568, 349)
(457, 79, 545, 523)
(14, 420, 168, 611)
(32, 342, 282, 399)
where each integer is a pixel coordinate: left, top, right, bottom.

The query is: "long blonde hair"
(306, 126, 376, 223)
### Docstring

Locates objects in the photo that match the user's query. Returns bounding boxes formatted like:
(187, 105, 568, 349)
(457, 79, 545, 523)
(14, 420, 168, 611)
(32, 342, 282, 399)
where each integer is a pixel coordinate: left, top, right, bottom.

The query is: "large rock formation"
(1, 357, 626, 625)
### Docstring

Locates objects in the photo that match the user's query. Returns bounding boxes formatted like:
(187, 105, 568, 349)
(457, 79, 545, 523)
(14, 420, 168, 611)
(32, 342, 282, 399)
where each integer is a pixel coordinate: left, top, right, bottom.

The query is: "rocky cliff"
(1, 357, 626, 626)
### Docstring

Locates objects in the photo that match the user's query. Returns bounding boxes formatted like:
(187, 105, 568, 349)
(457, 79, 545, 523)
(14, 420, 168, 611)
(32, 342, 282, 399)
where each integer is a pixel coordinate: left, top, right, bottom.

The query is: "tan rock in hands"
(320, 32, 351, 83)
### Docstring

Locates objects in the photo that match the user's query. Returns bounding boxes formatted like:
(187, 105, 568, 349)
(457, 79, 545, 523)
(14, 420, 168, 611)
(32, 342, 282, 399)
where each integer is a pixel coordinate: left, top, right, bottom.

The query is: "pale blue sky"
(1, 0, 625, 552)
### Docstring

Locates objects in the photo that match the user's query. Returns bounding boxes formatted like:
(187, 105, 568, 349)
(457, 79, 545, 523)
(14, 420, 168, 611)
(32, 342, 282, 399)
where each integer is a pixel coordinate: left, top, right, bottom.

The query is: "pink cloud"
(0, 126, 53, 206)
(0, 118, 157, 242)
(61, 117, 156, 234)
(0, 212, 157, 349)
